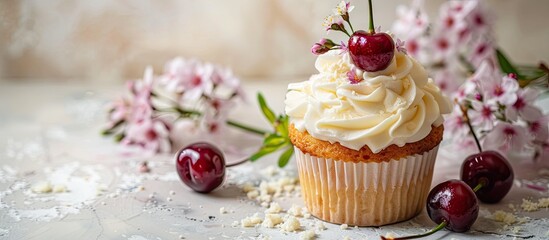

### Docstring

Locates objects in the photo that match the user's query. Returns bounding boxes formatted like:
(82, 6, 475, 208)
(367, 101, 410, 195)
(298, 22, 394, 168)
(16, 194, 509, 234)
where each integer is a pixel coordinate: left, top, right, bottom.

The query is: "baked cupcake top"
(285, 49, 452, 153)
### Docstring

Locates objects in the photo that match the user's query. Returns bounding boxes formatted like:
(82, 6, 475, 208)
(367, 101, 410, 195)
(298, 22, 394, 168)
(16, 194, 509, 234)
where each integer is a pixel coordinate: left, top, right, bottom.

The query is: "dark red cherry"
(175, 142, 225, 193)
(348, 30, 395, 72)
(427, 180, 479, 233)
(461, 151, 514, 203)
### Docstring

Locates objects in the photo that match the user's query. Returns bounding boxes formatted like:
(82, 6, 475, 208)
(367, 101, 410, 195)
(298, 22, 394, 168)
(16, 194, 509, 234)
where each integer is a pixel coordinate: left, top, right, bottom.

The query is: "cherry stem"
(367, 0, 375, 33)
(458, 102, 483, 153)
(473, 179, 487, 192)
(226, 156, 250, 168)
(154, 92, 269, 136)
(381, 221, 447, 240)
(227, 120, 268, 136)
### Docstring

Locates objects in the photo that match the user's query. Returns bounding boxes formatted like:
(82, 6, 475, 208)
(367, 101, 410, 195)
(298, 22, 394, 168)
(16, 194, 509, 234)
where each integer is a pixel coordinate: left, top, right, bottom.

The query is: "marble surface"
(0, 81, 549, 240)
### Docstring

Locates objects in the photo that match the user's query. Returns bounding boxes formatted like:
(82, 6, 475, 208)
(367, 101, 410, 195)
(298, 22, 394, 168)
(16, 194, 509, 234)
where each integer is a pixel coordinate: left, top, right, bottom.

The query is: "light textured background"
(0, 0, 548, 82)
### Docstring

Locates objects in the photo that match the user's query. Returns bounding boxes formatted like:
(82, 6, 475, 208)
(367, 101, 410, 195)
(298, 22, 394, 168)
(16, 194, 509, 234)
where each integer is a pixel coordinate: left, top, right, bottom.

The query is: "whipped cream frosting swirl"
(285, 50, 452, 153)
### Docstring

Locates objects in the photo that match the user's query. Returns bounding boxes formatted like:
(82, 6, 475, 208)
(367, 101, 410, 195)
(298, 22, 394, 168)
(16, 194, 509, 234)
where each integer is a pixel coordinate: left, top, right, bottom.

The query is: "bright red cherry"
(348, 30, 395, 72)
(461, 151, 514, 203)
(427, 180, 479, 233)
(175, 142, 225, 193)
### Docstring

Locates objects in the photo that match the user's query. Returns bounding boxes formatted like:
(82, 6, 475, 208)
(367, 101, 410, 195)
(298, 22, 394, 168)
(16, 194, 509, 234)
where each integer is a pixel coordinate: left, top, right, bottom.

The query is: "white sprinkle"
(340, 224, 349, 230)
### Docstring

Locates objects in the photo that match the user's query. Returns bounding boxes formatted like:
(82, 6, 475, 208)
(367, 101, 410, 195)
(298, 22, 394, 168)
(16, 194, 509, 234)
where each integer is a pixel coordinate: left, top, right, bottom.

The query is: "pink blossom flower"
(392, 1, 429, 40)
(483, 122, 529, 152)
(433, 69, 461, 94)
(469, 100, 497, 130)
(161, 58, 214, 102)
(395, 38, 407, 54)
(347, 67, 363, 84)
(123, 118, 171, 153)
(107, 97, 130, 127)
(474, 61, 518, 106)
(469, 39, 495, 67)
(444, 105, 468, 135)
(311, 39, 332, 55)
(528, 115, 549, 142)
(506, 88, 542, 121)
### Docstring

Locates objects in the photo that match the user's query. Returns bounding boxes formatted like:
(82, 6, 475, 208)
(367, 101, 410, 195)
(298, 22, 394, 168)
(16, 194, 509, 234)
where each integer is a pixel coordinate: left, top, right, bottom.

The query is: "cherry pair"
(384, 151, 513, 240)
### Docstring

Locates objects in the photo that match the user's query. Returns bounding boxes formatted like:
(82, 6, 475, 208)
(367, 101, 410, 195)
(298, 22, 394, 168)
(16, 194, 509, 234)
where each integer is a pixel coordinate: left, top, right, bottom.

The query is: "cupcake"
(285, 2, 452, 226)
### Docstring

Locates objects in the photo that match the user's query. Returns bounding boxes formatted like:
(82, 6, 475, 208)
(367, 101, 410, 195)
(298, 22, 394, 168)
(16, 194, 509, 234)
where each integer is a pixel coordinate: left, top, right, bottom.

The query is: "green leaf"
(275, 115, 289, 138)
(250, 144, 282, 161)
(264, 134, 286, 147)
(278, 147, 294, 168)
(257, 93, 277, 124)
(496, 48, 523, 79)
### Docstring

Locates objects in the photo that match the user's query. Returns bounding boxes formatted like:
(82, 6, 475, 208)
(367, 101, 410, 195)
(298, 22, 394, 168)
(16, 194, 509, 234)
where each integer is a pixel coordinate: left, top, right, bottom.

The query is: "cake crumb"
(491, 210, 517, 225)
(342, 236, 351, 240)
(241, 213, 263, 227)
(288, 204, 303, 217)
(281, 216, 301, 232)
(169, 190, 176, 195)
(32, 182, 52, 193)
(262, 214, 283, 228)
(52, 184, 67, 193)
(340, 224, 349, 230)
(265, 202, 282, 214)
(521, 199, 539, 212)
(219, 207, 228, 214)
(314, 221, 326, 231)
(247, 190, 259, 199)
(300, 229, 316, 240)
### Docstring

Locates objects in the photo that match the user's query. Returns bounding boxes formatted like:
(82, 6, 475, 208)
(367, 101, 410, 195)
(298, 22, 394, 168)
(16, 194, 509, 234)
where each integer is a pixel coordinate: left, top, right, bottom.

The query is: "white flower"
(333, 1, 354, 16)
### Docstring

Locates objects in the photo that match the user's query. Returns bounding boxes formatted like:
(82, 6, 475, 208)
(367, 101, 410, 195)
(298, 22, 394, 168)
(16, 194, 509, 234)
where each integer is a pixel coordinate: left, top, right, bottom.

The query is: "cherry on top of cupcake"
(311, 1, 404, 75)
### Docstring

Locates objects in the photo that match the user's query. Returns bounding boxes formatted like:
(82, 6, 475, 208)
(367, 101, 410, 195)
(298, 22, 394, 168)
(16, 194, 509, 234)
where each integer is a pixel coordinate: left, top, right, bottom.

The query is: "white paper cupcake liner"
(295, 145, 439, 226)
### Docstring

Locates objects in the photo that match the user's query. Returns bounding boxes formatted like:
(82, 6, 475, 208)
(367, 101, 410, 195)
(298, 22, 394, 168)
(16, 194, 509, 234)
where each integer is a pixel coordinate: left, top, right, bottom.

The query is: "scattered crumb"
(219, 207, 227, 214)
(383, 232, 396, 239)
(538, 198, 549, 208)
(265, 202, 282, 214)
(281, 216, 301, 232)
(521, 199, 538, 212)
(288, 204, 303, 217)
(247, 190, 259, 199)
(137, 185, 145, 191)
(169, 190, 176, 195)
(32, 182, 52, 193)
(342, 236, 351, 240)
(491, 210, 518, 225)
(166, 197, 172, 202)
(262, 214, 283, 228)
(241, 213, 263, 227)
(231, 221, 239, 227)
(178, 235, 185, 239)
(101, 201, 106, 206)
(314, 221, 326, 231)
(52, 184, 67, 193)
(300, 229, 316, 240)
(340, 224, 349, 230)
